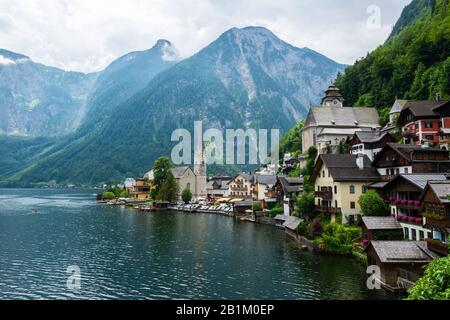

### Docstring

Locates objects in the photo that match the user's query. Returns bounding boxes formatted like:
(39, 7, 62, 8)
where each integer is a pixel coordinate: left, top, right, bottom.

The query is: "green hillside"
(335, 0, 450, 125)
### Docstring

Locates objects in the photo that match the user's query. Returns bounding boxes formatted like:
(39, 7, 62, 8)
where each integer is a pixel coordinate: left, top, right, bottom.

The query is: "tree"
(407, 256, 450, 300)
(152, 157, 174, 199)
(309, 218, 323, 239)
(358, 190, 390, 216)
(295, 191, 316, 221)
(158, 171, 179, 203)
(101, 192, 115, 200)
(181, 188, 193, 204)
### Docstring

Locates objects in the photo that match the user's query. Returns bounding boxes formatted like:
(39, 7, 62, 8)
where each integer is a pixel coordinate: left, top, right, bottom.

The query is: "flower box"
(414, 201, 421, 207)
(401, 200, 407, 205)
(408, 200, 414, 206)
(401, 216, 408, 221)
(415, 218, 423, 224)
(362, 240, 369, 246)
(408, 217, 415, 222)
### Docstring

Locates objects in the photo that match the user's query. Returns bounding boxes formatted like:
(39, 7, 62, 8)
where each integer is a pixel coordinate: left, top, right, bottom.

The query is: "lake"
(0, 189, 398, 300)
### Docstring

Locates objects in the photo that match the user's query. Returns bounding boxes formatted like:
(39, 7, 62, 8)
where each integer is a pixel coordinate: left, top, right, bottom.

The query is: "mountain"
(2, 27, 346, 186)
(82, 39, 179, 126)
(0, 49, 98, 137)
(335, 0, 450, 125)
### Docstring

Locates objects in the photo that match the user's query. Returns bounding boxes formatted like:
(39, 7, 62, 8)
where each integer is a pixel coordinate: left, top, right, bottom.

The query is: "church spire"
(321, 84, 345, 107)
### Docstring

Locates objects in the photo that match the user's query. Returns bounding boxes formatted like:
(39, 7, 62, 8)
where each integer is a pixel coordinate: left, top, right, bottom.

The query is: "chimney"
(356, 153, 365, 170)
(436, 92, 441, 102)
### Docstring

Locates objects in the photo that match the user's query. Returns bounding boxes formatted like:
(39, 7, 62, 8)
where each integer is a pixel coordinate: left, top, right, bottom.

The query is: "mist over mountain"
(0, 49, 98, 137)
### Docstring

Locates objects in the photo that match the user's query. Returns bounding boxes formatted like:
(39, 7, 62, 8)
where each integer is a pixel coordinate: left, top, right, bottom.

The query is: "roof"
(255, 174, 277, 186)
(403, 100, 449, 117)
(366, 241, 438, 264)
(354, 131, 390, 144)
(390, 99, 408, 114)
(400, 174, 448, 190)
(369, 181, 389, 189)
(228, 173, 254, 185)
(277, 176, 303, 195)
(382, 174, 448, 192)
(233, 200, 253, 207)
(284, 216, 304, 231)
(171, 167, 191, 179)
(362, 217, 402, 230)
(427, 180, 450, 204)
(315, 154, 380, 182)
(374, 143, 449, 164)
(305, 107, 380, 129)
(274, 214, 287, 221)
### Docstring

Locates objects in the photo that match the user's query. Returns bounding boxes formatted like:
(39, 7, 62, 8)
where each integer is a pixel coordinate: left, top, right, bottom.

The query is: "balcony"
(423, 212, 450, 229)
(391, 199, 421, 210)
(231, 187, 248, 192)
(395, 215, 423, 225)
(315, 191, 333, 200)
(315, 206, 341, 214)
(426, 238, 449, 256)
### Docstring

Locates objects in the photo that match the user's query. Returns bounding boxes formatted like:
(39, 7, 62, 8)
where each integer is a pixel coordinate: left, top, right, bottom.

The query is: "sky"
(0, 0, 412, 73)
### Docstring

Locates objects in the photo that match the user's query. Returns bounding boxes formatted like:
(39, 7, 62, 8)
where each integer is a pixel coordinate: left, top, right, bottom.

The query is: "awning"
(229, 198, 245, 203)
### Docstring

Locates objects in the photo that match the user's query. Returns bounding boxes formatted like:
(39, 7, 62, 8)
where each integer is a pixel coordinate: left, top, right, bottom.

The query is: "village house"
(310, 154, 380, 224)
(206, 176, 231, 202)
(380, 174, 448, 241)
(349, 131, 395, 161)
(170, 166, 207, 201)
(302, 84, 381, 154)
(129, 178, 151, 200)
(372, 143, 450, 181)
(227, 173, 254, 199)
(398, 98, 450, 148)
(274, 176, 303, 216)
(253, 173, 278, 201)
(361, 216, 404, 241)
(420, 180, 450, 256)
(364, 241, 438, 291)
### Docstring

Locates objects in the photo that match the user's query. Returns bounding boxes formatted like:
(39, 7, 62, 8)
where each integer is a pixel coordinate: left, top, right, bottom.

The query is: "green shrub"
(181, 188, 193, 204)
(102, 192, 116, 200)
(252, 202, 262, 211)
(358, 190, 389, 216)
(320, 223, 361, 255)
(269, 204, 284, 218)
(407, 256, 450, 300)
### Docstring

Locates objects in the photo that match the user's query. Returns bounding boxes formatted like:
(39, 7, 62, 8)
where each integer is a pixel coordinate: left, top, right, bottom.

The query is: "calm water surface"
(0, 189, 399, 300)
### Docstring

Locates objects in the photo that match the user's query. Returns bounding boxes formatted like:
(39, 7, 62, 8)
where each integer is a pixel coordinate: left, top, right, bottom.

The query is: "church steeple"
(321, 84, 345, 107)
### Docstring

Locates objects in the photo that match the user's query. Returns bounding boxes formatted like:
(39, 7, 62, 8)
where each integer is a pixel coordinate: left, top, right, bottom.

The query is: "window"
(411, 229, 417, 241)
(350, 202, 356, 209)
(404, 227, 409, 239)
(419, 231, 425, 240)
(425, 134, 434, 141)
(349, 185, 355, 194)
(415, 123, 419, 129)
(323, 171, 325, 177)
(334, 186, 337, 194)
(404, 168, 409, 174)
(425, 122, 432, 129)
(362, 185, 367, 194)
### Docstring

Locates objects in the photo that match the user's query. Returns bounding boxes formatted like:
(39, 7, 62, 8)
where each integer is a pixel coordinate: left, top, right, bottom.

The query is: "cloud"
(0, 55, 15, 65)
(0, 0, 411, 73)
